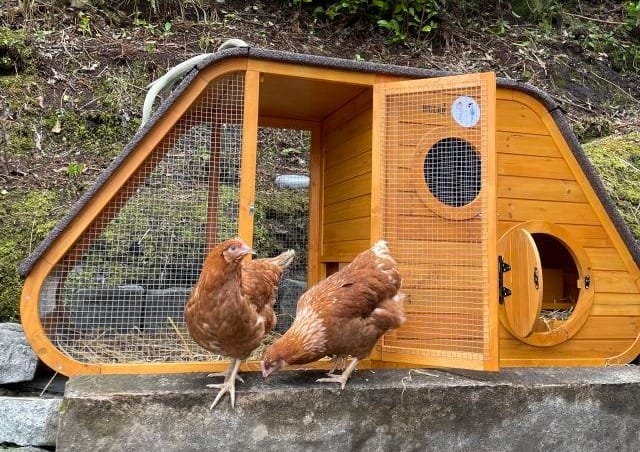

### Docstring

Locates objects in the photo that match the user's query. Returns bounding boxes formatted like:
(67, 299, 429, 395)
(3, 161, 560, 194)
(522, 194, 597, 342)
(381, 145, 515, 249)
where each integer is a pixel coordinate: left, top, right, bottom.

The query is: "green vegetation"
(309, 0, 442, 43)
(0, 190, 60, 321)
(584, 132, 640, 240)
(0, 26, 33, 74)
(626, 1, 640, 30)
(0, 0, 639, 323)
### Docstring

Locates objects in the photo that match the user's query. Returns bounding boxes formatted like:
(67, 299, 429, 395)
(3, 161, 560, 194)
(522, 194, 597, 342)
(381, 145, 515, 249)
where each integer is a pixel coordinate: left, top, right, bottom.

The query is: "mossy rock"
(0, 190, 60, 321)
(584, 132, 640, 241)
(573, 116, 614, 142)
(0, 27, 33, 74)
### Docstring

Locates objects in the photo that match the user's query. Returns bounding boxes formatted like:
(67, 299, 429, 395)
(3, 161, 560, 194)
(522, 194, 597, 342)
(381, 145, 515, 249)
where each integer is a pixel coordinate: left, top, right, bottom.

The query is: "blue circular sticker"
(451, 96, 480, 128)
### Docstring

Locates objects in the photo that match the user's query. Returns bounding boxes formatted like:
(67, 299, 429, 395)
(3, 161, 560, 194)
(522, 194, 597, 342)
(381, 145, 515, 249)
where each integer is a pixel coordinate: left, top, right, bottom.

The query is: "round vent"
(423, 137, 481, 208)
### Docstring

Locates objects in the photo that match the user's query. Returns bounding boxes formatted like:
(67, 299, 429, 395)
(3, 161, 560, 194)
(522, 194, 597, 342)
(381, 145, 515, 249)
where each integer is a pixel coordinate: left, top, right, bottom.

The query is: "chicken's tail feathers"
(269, 249, 296, 269)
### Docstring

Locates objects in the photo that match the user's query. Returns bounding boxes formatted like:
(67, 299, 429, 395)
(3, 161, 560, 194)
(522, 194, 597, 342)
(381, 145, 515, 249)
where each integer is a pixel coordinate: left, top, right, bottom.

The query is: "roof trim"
(19, 46, 640, 277)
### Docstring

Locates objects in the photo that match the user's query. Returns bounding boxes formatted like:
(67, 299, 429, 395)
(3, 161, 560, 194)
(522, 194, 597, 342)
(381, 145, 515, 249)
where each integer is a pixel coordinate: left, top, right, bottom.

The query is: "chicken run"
(19, 45, 640, 380)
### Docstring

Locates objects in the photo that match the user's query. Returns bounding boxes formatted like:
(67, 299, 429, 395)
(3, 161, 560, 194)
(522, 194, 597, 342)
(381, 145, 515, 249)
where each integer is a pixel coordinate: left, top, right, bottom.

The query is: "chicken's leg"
(208, 358, 243, 409)
(326, 354, 347, 376)
(316, 358, 360, 389)
(207, 363, 244, 384)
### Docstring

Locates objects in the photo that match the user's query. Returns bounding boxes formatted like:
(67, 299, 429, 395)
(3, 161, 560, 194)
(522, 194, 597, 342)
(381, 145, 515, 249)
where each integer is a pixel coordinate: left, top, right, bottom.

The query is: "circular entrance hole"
(530, 233, 580, 332)
(423, 137, 481, 208)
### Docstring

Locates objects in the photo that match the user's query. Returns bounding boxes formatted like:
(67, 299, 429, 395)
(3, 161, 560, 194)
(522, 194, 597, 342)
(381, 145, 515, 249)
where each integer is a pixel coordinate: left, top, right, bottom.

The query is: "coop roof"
(19, 46, 640, 277)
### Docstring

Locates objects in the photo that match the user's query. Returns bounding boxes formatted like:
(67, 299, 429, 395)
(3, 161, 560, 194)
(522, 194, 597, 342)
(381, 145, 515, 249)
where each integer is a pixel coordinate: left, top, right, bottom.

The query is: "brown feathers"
(185, 238, 294, 360)
(262, 240, 405, 384)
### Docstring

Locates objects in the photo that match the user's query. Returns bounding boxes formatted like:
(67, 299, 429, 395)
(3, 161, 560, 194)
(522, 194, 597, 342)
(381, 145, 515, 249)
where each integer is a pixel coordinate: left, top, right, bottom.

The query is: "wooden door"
(499, 228, 543, 338)
(372, 73, 498, 371)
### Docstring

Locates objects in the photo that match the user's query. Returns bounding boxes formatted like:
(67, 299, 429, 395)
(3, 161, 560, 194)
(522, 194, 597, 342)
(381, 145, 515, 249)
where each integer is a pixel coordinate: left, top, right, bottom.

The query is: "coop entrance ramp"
(374, 73, 498, 371)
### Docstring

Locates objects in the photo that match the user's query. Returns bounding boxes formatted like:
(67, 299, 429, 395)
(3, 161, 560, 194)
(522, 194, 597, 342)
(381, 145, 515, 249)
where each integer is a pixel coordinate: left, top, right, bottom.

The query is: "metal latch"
(248, 203, 255, 216)
(499, 256, 512, 304)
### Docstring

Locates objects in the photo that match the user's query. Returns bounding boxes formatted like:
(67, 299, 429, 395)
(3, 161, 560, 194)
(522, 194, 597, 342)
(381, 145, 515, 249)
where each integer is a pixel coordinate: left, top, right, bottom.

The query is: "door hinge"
(499, 256, 511, 304)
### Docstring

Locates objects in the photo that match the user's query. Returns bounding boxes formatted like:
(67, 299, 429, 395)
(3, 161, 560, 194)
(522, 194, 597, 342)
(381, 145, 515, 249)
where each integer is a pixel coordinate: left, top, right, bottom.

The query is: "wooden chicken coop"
(20, 47, 640, 376)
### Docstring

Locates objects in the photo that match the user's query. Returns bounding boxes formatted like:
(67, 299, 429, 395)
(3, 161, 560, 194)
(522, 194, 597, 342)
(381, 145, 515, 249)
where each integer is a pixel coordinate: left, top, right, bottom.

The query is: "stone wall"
(0, 323, 62, 449)
(57, 367, 640, 452)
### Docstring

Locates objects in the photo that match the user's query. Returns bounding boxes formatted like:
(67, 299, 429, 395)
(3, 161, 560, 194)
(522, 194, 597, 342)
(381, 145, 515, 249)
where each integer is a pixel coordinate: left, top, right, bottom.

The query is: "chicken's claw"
(208, 358, 243, 409)
(208, 379, 237, 409)
(316, 358, 360, 390)
(316, 375, 349, 390)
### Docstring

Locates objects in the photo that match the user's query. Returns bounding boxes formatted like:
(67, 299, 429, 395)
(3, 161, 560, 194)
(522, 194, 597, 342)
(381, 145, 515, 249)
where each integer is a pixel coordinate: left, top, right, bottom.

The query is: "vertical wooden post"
(368, 84, 385, 362)
(370, 85, 384, 246)
(484, 72, 499, 371)
(206, 124, 221, 252)
(307, 123, 323, 285)
(238, 71, 260, 246)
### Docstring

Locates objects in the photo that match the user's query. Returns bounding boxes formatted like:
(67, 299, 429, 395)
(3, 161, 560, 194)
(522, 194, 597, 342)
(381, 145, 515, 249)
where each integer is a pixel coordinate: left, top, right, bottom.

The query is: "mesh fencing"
(379, 78, 491, 361)
(39, 72, 246, 363)
(254, 128, 310, 333)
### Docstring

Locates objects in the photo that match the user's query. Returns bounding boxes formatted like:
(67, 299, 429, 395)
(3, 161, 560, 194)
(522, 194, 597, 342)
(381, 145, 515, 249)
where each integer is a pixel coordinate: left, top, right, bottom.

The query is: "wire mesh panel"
(376, 74, 495, 367)
(38, 72, 245, 364)
(254, 128, 310, 333)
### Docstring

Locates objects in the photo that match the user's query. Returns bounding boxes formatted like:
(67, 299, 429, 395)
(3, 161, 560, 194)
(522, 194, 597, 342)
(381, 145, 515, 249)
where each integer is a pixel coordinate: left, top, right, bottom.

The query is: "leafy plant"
(77, 13, 92, 36)
(626, 1, 640, 31)
(305, 0, 443, 43)
(67, 162, 85, 178)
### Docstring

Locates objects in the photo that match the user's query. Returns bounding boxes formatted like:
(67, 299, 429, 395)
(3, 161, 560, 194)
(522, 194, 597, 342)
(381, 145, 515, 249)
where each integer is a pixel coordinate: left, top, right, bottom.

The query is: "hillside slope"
(1, 0, 639, 321)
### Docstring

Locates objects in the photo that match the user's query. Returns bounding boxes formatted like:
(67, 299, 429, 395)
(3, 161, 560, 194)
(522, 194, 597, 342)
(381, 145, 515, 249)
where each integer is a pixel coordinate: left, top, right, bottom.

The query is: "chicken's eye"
(229, 245, 237, 251)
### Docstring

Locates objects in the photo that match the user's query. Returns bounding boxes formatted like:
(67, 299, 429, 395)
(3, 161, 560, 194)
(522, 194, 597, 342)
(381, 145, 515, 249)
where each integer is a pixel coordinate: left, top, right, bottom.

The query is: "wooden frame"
(19, 59, 393, 376)
(373, 72, 499, 371)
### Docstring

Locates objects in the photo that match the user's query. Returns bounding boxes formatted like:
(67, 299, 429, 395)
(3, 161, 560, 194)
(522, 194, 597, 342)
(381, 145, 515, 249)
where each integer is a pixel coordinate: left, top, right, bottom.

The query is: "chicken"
(261, 240, 406, 389)
(185, 238, 294, 408)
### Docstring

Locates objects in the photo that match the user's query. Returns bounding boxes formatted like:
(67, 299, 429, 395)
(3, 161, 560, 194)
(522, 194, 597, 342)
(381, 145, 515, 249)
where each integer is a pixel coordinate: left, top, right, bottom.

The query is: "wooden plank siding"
(321, 92, 373, 263)
(495, 96, 640, 365)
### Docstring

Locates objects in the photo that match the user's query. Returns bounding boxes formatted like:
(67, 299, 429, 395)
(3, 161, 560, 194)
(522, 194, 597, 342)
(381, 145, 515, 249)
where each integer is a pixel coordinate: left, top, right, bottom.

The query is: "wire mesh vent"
(378, 76, 491, 362)
(39, 72, 245, 364)
(423, 137, 481, 207)
(254, 128, 310, 333)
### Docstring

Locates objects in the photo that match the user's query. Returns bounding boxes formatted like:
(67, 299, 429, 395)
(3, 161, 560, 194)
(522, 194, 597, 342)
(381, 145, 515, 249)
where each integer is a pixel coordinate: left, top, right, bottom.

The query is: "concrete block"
(7, 448, 51, 452)
(57, 367, 640, 452)
(70, 286, 145, 333)
(141, 287, 191, 331)
(0, 397, 61, 447)
(0, 323, 38, 384)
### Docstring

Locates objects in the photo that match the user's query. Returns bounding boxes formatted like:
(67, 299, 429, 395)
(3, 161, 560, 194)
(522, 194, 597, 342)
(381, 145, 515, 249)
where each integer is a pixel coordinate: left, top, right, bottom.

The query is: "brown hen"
(261, 240, 405, 389)
(185, 238, 294, 408)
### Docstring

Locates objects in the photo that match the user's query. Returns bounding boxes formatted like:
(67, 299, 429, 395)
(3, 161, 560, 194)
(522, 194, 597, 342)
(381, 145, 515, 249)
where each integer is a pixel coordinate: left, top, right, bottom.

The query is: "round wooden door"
(499, 228, 543, 338)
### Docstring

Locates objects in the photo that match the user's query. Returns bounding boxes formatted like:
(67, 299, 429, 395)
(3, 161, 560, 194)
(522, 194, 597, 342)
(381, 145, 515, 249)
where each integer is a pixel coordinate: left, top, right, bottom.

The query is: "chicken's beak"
(244, 245, 256, 256)
(237, 243, 255, 258)
(261, 360, 271, 378)
(261, 360, 279, 378)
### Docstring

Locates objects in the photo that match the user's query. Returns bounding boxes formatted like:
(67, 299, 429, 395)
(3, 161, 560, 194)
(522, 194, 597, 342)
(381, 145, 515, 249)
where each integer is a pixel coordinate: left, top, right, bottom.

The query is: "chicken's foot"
(327, 355, 347, 376)
(208, 358, 243, 409)
(316, 358, 360, 390)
